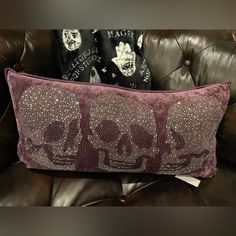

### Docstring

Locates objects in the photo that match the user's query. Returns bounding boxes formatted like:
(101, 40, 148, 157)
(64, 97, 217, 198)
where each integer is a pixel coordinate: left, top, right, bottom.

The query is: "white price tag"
(175, 175, 201, 187)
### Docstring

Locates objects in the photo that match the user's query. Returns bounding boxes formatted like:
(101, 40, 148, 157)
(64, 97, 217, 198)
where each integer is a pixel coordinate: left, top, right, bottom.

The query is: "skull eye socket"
(171, 128, 185, 150)
(130, 124, 153, 148)
(44, 121, 65, 142)
(95, 119, 120, 142)
(72, 33, 78, 38)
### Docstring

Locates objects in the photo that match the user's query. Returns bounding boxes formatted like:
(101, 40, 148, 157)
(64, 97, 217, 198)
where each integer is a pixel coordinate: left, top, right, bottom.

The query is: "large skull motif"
(161, 95, 224, 174)
(88, 94, 158, 172)
(18, 85, 82, 170)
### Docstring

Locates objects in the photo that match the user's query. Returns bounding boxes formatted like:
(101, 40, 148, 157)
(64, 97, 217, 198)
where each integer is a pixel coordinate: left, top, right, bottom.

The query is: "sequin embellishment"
(18, 85, 82, 170)
(88, 93, 159, 172)
(160, 95, 224, 174)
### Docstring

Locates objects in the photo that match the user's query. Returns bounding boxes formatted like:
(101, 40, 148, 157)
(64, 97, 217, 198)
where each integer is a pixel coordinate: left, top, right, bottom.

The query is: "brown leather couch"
(0, 30, 236, 206)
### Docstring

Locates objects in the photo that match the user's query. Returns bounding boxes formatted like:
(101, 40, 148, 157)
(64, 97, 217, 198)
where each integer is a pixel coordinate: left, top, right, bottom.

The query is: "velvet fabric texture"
(5, 69, 231, 178)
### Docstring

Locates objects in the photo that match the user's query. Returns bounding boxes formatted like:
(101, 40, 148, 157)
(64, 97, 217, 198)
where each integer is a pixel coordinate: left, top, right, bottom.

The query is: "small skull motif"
(89, 66, 101, 83)
(88, 94, 159, 172)
(18, 85, 82, 170)
(62, 29, 82, 51)
(161, 95, 224, 174)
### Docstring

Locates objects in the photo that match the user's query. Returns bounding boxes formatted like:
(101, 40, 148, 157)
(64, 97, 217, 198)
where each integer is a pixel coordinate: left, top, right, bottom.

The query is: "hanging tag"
(175, 175, 201, 187)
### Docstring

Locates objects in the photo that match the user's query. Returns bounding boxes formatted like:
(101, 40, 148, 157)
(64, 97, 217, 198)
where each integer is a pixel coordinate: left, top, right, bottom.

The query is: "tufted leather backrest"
(143, 30, 236, 102)
(0, 30, 60, 116)
(0, 30, 236, 170)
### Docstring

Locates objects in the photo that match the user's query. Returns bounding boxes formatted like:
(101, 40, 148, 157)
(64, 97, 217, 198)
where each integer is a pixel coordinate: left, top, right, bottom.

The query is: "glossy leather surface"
(0, 162, 235, 206)
(0, 30, 235, 206)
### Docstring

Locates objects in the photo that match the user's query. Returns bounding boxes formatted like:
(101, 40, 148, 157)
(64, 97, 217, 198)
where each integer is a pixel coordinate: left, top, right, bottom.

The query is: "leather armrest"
(0, 101, 18, 172)
(217, 103, 236, 166)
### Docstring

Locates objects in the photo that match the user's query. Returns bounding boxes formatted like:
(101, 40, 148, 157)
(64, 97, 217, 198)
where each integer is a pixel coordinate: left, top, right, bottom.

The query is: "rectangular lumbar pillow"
(5, 68, 231, 178)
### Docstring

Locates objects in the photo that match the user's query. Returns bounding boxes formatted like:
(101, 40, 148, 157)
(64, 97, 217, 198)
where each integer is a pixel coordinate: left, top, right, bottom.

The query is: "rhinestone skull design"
(160, 95, 224, 174)
(88, 93, 159, 172)
(18, 85, 82, 170)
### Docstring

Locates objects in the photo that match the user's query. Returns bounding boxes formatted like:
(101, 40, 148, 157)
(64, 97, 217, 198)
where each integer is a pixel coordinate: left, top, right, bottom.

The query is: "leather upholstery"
(0, 30, 236, 206)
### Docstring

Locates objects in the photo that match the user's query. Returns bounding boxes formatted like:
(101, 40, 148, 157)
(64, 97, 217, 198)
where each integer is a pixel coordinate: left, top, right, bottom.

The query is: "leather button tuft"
(184, 60, 191, 66)
(120, 195, 128, 204)
(13, 63, 22, 71)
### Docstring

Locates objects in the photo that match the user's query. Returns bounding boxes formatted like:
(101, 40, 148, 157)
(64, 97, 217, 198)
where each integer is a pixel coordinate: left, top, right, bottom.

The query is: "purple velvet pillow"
(5, 68, 231, 178)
